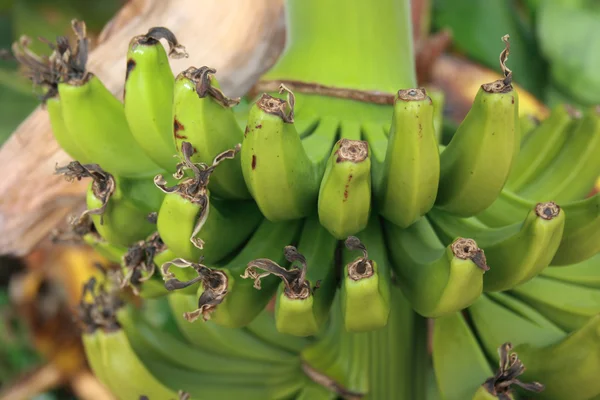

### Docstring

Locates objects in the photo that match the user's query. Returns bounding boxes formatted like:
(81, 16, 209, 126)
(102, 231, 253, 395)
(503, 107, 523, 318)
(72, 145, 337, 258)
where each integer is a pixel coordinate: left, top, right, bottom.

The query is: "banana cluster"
(12, 18, 600, 400)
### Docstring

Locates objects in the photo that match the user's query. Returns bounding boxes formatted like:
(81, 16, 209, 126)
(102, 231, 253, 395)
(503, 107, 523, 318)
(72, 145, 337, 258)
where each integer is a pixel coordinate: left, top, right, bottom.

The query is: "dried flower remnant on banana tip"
(129, 27, 189, 59)
(481, 342, 545, 399)
(482, 35, 513, 94)
(120, 232, 166, 294)
(160, 258, 228, 322)
(242, 246, 320, 299)
(451, 238, 489, 271)
(345, 236, 375, 280)
(76, 276, 124, 333)
(10, 20, 89, 99)
(54, 161, 116, 225)
(154, 141, 241, 250)
(183, 66, 240, 107)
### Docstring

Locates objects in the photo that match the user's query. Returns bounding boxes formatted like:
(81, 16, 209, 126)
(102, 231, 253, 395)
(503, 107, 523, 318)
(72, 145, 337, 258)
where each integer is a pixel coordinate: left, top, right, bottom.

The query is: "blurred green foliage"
(433, 0, 600, 109)
(0, 0, 121, 145)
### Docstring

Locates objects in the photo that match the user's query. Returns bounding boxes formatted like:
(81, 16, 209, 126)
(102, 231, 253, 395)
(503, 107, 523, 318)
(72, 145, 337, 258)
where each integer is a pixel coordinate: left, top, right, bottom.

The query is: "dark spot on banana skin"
(343, 174, 353, 202)
(125, 59, 136, 81)
(174, 118, 187, 140)
(251, 155, 257, 170)
(123, 59, 136, 99)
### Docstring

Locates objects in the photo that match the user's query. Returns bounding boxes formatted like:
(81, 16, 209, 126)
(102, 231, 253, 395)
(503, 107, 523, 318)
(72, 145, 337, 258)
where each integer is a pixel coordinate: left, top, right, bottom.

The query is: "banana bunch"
(12, 0, 600, 397)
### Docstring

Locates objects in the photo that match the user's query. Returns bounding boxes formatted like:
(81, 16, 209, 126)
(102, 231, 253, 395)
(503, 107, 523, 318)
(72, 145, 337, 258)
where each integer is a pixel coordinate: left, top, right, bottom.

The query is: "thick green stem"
(263, 0, 416, 92)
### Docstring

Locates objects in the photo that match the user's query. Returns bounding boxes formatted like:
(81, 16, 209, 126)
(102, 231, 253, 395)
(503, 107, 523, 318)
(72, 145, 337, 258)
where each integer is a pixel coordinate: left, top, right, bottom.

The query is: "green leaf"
(432, 0, 547, 97)
(538, 1, 600, 105)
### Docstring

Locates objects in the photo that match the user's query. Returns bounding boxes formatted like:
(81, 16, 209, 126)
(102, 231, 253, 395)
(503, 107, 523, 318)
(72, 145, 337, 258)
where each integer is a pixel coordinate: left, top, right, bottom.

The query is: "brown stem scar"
(451, 238, 489, 271)
(345, 236, 375, 281)
(535, 202, 560, 220)
(397, 88, 428, 102)
(301, 362, 364, 399)
(251, 79, 396, 105)
(336, 139, 369, 163)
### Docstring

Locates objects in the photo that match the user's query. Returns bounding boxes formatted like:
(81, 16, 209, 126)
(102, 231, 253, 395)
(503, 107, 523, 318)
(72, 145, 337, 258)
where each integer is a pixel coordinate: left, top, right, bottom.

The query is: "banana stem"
(263, 0, 416, 92)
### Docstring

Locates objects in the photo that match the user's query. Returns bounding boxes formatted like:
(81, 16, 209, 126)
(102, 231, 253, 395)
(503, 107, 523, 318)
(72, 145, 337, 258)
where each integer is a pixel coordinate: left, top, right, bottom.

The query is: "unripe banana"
(46, 97, 91, 163)
(340, 216, 391, 332)
(172, 66, 251, 199)
(541, 253, 600, 288)
(124, 27, 187, 172)
(436, 37, 518, 217)
(429, 201, 565, 292)
(165, 218, 302, 328)
(505, 103, 580, 192)
(11, 31, 91, 163)
(519, 106, 600, 203)
(474, 190, 600, 266)
(510, 275, 600, 332)
(518, 114, 540, 143)
(82, 233, 128, 264)
(262, 214, 338, 337)
(155, 143, 262, 263)
(514, 315, 600, 400)
(376, 88, 440, 227)
(56, 162, 163, 247)
(56, 21, 163, 177)
(426, 86, 445, 143)
(433, 311, 493, 400)
(241, 86, 320, 221)
(385, 217, 488, 317)
(318, 139, 371, 239)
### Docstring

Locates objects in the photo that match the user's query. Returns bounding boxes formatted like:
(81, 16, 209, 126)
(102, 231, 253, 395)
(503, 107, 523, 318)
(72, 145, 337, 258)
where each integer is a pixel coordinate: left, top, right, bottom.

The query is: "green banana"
(241, 86, 321, 221)
(471, 343, 545, 400)
(518, 114, 540, 144)
(340, 215, 391, 332)
(475, 190, 600, 266)
(549, 195, 600, 265)
(56, 162, 163, 247)
(11, 32, 92, 163)
(505, 103, 578, 192)
(124, 27, 187, 172)
(519, 106, 600, 203)
(385, 217, 488, 317)
(541, 252, 600, 288)
(515, 315, 600, 400)
(117, 303, 297, 377)
(429, 201, 565, 292)
(301, 296, 369, 397)
(426, 86, 445, 143)
(318, 138, 371, 239)
(509, 275, 600, 331)
(432, 311, 493, 400)
(435, 37, 518, 217)
(46, 96, 92, 163)
(468, 293, 566, 360)
(155, 142, 262, 263)
(376, 88, 440, 228)
(245, 309, 312, 354)
(165, 218, 303, 328)
(243, 214, 337, 337)
(56, 21, 163, 177)
(82, 233, 128, 264)
(166, 292, 298, 365)
(172, 66, 251, 199)
(365, 285, 417, 400)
